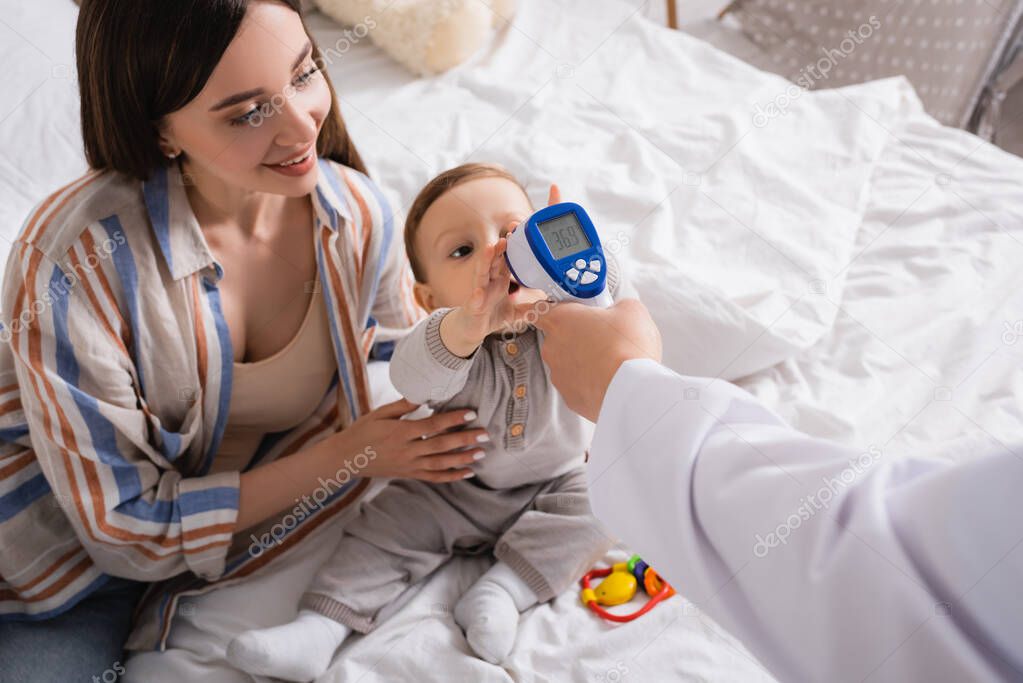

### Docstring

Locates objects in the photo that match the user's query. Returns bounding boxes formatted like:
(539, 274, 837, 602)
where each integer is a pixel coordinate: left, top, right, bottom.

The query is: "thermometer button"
(589, 259, 602, 273)
(566, 268, 581, 281)
(580, 271, 598, 285)
(574, 258, 587, 270)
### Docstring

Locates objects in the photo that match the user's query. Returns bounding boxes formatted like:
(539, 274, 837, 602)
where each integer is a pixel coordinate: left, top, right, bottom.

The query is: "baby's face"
(414, 176, 548, 311)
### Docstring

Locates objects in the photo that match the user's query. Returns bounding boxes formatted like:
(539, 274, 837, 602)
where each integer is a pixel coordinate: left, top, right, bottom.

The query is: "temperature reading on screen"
(537, 213, 592, 260)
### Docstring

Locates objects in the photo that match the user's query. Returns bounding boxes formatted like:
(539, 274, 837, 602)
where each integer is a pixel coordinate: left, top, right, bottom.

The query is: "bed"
(3, 0, 1022, 681)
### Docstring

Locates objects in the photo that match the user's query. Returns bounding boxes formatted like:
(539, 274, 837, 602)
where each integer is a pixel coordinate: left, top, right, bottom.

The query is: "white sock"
(453, 561, 540, 663)
(226, 609, 352, 681)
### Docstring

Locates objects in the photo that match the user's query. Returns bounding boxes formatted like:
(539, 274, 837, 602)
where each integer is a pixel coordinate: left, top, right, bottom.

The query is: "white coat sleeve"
(586, 359, 1023, 683)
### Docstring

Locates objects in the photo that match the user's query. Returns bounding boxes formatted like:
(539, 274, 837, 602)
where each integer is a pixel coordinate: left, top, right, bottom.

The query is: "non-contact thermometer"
(504, 202, 612, 307)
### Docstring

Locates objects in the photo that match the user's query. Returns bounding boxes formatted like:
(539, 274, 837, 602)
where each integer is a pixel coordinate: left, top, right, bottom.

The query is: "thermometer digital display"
(504, 202, 612, 307)
(537, 213, 592, 260)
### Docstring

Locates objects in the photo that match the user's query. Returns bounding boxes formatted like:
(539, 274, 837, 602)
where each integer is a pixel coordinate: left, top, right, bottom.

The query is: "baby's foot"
(454, 579, 522, 664)
(226, 609, 351, 681)
(454, 562, 540, 664)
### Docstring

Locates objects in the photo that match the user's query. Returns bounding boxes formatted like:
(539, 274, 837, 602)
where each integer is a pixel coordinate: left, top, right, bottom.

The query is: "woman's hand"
(328, 398, 489, 482)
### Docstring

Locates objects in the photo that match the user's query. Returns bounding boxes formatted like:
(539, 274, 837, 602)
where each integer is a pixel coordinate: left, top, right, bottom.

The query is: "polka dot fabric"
(726, 0, 1023, 128)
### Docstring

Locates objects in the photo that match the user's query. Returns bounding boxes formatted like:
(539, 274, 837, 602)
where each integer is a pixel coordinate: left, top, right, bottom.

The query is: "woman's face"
(159, 1, 330, 198)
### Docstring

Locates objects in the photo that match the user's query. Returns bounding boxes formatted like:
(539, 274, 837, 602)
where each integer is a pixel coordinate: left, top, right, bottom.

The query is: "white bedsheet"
(2, 0, 1021, 681)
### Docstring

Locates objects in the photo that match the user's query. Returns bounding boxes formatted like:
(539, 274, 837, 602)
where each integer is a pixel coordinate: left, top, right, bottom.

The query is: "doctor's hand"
(532, 298, 662, 422)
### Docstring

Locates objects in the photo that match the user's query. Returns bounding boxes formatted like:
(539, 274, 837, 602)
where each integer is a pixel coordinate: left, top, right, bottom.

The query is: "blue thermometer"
(504, 202, 613, 307)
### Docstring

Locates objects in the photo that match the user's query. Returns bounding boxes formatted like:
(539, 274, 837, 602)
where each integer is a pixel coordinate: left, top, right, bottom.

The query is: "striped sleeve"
(0, 240, 240, 582)
(350, 171, 425, 342)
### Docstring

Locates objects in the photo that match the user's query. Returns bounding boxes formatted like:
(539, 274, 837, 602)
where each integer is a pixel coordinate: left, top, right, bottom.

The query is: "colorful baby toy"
(579, 555, 676, 623)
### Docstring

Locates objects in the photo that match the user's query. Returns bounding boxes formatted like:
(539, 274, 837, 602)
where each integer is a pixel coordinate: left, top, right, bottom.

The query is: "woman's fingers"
(412, 429, 489, 456)
(414, 468, 476, 483)
(411, 409, 483, 438)
(417, 449, 485, 471)
(371, 397, 419, 419)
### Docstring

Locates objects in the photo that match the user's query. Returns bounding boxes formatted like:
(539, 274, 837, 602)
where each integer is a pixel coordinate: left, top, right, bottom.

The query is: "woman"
(0, 0, 488, 679)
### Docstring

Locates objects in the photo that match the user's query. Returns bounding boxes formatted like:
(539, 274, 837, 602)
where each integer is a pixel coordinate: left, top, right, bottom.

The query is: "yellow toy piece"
(592, 563, 638, 606)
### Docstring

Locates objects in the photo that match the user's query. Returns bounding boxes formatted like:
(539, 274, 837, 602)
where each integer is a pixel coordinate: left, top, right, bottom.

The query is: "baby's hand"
(466, 183, 560, 332)
(438, 238, 518, 358)
(463, 237, 516, 339)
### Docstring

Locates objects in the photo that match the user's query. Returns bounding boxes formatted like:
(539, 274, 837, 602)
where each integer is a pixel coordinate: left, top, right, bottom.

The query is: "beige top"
(211, 280, 337, 474)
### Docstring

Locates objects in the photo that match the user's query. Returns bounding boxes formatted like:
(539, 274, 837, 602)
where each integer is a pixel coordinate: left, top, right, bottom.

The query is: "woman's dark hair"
(76, 0, 366, 181)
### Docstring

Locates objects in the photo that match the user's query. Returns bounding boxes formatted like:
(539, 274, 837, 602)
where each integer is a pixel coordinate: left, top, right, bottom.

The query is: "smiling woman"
(0, 1, 493, 680)
(76, 0, 364, 186)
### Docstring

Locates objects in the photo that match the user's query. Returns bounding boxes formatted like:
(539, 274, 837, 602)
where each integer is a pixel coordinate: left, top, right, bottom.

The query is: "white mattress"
(2, 1, 1021, 681)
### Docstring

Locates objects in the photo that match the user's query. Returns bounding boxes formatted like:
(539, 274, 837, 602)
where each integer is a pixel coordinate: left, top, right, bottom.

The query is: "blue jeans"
(0, 576, 147, 682)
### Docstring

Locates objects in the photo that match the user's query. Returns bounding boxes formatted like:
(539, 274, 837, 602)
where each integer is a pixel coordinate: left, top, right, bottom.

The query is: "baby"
(228, 163, 633, 680)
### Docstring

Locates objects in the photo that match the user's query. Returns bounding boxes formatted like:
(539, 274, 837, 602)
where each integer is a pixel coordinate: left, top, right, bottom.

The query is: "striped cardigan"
(0, 158, 423, 649)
